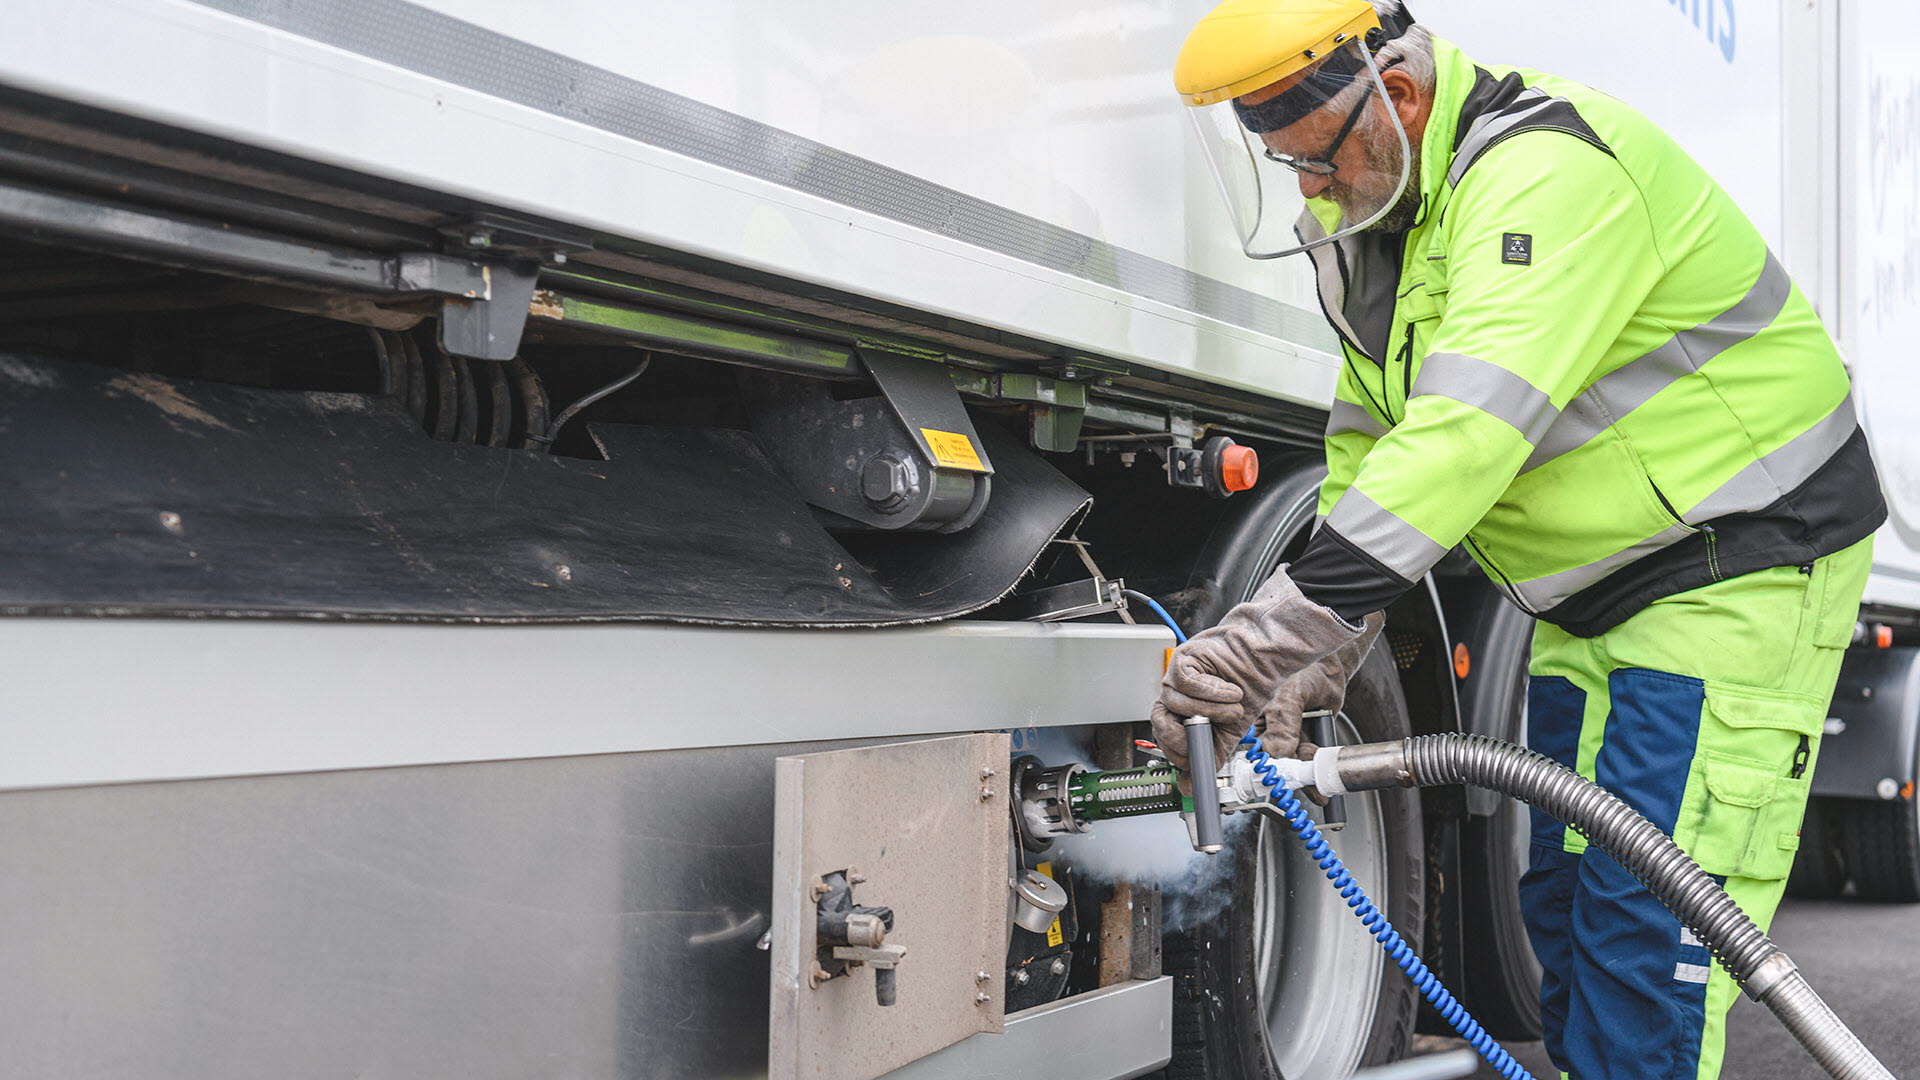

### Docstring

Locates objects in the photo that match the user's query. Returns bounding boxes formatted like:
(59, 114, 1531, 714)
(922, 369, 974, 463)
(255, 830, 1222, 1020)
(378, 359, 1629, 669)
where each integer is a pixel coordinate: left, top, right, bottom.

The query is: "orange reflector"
(1221, 445, 1260, 492)
(1877, 624, 1895, 649)
(1165, 646, 1176, 673)
(1903, 781, 1915, 801)
(1453, 642, 1471, 681)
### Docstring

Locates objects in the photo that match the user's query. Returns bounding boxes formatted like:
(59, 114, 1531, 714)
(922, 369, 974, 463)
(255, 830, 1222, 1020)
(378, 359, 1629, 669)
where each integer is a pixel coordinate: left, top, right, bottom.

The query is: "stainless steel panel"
(877, 978, 1174, 1080)
(770, 735, 1009, 1080)
(0, 741, 882, 1079)
(0, 618, 1169, 789)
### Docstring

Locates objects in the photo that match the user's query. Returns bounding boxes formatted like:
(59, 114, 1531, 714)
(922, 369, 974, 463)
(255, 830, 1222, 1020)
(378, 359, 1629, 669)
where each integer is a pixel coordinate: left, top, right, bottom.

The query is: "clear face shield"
(1187, 39, 1413, 260)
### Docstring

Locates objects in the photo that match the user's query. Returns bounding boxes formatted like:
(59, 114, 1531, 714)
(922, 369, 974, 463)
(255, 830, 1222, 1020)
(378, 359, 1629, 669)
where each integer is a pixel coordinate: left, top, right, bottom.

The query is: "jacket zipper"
(1701, 525, 1723, 582)
(1648, 480, 1722, 582)
(1464, 534, 1535, 614)
(1790, 735, 1811, 780)
(1398, 321, 1416, 420)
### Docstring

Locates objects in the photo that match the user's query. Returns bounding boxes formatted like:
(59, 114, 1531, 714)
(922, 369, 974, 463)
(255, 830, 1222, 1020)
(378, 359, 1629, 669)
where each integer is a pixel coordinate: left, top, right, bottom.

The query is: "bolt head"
(1049, 958, 1067, 976)
(1012, 969, 1030, 985)
(860, 455, 916, 511)
(975, 992, 991, 1004)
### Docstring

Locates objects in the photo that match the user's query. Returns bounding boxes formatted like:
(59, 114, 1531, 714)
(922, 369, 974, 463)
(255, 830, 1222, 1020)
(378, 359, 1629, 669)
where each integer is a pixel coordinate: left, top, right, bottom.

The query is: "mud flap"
(0, 354, 1089, 626)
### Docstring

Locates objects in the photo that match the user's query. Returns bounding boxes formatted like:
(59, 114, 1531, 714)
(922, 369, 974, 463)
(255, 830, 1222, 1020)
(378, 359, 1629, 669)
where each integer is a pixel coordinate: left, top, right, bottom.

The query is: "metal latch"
(812, 869, 906, 1006)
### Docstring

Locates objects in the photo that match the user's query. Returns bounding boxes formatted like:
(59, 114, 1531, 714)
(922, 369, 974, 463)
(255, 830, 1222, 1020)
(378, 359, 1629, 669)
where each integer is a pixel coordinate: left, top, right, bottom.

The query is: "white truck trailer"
(0, 2, 1909, 1078)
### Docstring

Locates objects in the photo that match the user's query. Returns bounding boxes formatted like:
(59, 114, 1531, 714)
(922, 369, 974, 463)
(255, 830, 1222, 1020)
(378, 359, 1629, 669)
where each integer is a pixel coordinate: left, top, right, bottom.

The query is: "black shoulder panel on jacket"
(1450, 67, 1615, 190)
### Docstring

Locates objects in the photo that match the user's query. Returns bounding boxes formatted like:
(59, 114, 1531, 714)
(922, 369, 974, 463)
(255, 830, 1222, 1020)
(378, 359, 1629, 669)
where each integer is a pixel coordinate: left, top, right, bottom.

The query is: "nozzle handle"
(1185, 717, 1225, 853)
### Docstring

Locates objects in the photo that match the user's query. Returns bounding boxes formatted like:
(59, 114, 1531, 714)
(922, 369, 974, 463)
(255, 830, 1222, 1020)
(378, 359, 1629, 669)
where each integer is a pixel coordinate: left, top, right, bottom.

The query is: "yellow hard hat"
(1174, 0, 1383, 107)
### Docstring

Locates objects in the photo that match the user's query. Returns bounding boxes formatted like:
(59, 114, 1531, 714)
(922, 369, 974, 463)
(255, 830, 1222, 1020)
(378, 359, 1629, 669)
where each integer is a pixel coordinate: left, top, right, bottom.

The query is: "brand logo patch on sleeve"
(1502, 233, 1534, 265)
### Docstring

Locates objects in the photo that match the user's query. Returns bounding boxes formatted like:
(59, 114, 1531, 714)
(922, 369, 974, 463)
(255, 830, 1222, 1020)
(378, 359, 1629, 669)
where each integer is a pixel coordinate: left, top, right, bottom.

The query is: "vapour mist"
(1054, 810, 1255, 934)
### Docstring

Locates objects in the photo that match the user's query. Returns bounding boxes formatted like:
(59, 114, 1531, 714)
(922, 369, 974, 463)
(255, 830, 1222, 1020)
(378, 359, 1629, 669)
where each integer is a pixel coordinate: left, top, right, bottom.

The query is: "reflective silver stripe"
(1680, 926, 1702, 947)
(1514, 523, 1696, 612)
(1328, 400, 1390, 440)
(1674, 963, 1712, 985)
(1522, 253, 1794, 473)
(1412, 352, 1558, 443)
(1325, 488, 1450, 581)
(1448, 89, 1554, 186)
(1686, 396, 1861, 522)
(1510, 398, 1857, 612)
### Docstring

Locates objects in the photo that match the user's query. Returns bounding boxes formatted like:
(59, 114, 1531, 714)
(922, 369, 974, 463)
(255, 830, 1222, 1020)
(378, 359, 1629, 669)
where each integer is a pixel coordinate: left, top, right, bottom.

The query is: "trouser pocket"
(1674, 683, 1824, 880)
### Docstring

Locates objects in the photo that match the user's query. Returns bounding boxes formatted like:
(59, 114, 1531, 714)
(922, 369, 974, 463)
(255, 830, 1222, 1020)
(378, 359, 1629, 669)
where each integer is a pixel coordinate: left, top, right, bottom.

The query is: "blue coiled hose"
(1239, 728, 1536, 1080)
(1129, 593, 1532, 1079)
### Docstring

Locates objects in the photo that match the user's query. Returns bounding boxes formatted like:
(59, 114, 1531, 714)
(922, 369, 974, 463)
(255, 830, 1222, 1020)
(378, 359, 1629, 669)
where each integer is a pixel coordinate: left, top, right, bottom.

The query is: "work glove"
(1149, 566, 1367, 778)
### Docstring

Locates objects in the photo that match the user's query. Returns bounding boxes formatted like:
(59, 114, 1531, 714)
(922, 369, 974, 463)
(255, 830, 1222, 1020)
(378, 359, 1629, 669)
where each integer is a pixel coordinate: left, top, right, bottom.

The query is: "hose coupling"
(1743, 951, 1800, 1003)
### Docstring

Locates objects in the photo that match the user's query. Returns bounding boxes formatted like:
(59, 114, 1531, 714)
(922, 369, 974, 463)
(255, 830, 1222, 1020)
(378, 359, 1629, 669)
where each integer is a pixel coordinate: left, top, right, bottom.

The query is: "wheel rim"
(1250, 713, 1388, 1078)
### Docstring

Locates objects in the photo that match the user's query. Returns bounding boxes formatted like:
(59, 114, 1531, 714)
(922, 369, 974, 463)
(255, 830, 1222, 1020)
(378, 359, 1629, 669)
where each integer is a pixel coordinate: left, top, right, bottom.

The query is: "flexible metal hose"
(1359, 733, 1894, 1080)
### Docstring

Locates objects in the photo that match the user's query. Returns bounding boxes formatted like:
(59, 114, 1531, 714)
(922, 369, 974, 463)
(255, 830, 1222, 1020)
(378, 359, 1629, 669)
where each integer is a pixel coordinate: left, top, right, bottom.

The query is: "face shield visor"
(1186, 39, 1413, 260)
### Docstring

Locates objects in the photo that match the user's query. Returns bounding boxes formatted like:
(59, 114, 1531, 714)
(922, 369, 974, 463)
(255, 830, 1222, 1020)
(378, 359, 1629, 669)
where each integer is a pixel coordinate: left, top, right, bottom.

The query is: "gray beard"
(1364, 144, 1424, 234)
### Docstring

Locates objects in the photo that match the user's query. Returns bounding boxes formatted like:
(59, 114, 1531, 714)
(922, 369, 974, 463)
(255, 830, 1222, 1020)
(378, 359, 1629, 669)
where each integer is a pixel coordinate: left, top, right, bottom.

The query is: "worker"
(1151, 2, 1887, 1077)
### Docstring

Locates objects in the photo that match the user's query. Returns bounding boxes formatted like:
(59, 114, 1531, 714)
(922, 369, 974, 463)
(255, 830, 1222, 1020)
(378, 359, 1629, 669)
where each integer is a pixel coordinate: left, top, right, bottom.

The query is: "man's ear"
(1379, 67, 1424, 131)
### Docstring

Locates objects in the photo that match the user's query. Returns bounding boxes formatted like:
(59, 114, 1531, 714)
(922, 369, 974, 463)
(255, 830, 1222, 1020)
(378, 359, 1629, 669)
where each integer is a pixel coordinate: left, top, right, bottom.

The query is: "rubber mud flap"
(0, 355, 1089, 626)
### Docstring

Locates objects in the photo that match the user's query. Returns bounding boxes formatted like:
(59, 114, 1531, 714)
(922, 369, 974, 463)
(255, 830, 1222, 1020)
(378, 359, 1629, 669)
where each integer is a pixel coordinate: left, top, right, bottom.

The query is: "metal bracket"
(999, 577, 1126, 623)
(436, 260, 541, 362)
(746, 351, 994, 533)
(993, 374, 1088, 453)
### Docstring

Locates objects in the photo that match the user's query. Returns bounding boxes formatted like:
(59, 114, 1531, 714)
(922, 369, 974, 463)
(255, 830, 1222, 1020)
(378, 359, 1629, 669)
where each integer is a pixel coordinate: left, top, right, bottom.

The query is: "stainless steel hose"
(1323, 733, 1893, 1080)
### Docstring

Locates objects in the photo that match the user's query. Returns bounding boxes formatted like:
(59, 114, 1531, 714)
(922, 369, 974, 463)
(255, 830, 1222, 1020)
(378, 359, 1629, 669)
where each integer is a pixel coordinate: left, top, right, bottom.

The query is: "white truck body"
(4, 0, 1907, 599)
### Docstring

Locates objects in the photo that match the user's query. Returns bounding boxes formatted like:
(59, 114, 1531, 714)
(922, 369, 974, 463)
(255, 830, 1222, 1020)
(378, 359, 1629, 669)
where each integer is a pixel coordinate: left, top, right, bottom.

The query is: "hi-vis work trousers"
(1519, 537, 1873, 1080)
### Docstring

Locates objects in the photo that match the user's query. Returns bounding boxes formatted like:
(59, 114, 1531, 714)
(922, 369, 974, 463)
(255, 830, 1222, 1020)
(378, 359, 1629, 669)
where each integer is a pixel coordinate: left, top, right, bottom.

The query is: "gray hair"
(1370, 1, 1436, 93)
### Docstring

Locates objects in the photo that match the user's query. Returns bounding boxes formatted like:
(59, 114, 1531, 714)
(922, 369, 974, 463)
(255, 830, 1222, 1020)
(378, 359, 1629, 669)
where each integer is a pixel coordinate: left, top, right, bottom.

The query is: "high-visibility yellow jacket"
(1291, 37, 1886, 636)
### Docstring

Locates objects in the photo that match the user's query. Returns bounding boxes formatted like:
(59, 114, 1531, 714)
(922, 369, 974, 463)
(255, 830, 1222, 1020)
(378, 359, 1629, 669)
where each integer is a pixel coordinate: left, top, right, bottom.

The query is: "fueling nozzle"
(1182, 717, 1225, 854)
(1008, 743, 1272, 854)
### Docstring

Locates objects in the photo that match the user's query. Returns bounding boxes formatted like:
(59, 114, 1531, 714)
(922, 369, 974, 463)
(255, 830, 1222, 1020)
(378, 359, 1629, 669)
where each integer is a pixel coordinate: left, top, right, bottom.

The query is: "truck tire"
(1785, 796, 1850, 900)
(1455, 598, 1544, 1039)
(1161, 648, 1424, 1079)
(1158, 460, 1423, 1078)
(1831, 756, 1920, 901)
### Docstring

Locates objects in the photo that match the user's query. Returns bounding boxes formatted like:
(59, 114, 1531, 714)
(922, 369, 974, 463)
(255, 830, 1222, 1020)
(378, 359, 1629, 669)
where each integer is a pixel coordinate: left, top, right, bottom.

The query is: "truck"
(0, 1, 1909, 1078)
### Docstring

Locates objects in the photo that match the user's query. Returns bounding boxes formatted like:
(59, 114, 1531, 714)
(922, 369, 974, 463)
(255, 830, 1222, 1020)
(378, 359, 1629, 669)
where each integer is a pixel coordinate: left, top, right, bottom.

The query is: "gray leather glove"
(1150, 566, 1366, 777)
(1255, 610, 1387, 765)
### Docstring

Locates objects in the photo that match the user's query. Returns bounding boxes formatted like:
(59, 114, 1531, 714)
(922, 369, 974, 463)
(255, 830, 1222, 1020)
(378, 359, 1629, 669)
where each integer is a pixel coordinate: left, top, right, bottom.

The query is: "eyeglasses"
(1262, 84, 1374, 177)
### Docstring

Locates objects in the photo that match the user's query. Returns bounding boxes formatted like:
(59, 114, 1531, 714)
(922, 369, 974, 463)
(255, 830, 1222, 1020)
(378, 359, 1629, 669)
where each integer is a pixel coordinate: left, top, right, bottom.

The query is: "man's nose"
(1297, 171, 1334, 200)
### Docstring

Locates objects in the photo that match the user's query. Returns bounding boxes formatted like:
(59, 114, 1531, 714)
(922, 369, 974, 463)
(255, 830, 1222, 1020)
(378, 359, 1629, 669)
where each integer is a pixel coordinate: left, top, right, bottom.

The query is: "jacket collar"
(1407, 36, 1476, 231)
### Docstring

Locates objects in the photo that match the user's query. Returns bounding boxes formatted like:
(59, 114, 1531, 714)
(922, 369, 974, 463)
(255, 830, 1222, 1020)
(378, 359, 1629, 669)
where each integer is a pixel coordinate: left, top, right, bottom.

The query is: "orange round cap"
(1221, 445, 1260, 492)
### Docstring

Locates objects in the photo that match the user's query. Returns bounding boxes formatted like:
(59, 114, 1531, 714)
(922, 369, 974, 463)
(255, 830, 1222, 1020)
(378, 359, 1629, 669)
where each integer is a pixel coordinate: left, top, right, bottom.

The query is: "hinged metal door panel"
(769, 734, 1010, 1080)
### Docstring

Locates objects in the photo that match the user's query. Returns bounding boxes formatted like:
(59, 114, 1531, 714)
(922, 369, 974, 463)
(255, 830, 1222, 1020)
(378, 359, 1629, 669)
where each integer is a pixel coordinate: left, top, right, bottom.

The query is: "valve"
(812, 869, 906, 1006)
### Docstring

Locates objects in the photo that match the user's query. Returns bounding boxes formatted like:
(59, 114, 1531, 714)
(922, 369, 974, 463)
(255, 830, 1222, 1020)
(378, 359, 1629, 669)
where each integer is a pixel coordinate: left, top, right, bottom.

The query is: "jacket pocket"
(1805, 543, 1872, 650)
(1675, 684, 1823, 881)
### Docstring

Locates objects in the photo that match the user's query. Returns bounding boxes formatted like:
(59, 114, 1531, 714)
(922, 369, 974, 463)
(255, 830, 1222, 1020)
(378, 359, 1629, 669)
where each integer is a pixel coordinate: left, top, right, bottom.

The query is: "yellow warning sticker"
(1036, 861, 1065, 947)
(920, 428, 986, 472)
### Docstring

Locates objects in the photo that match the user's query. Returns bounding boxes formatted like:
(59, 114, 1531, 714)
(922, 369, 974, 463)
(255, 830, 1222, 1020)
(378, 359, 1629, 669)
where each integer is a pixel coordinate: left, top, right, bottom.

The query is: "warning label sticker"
(920, 428, 986, 471)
